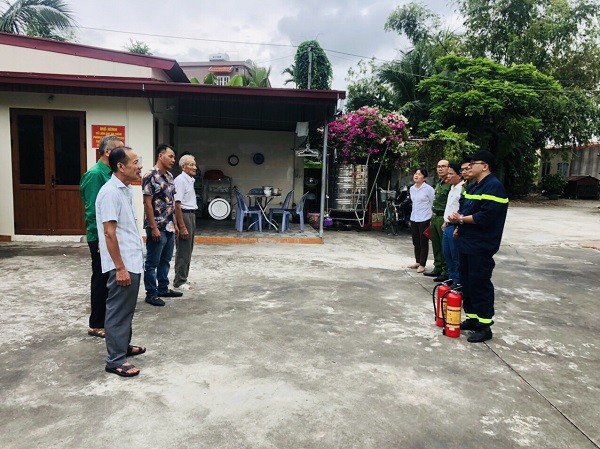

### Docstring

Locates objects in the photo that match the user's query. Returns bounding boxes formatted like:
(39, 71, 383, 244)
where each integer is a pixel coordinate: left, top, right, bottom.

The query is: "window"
(216, 76, 230, 86)
(541, 162, 551, 177)
(557, 162, 569, 178)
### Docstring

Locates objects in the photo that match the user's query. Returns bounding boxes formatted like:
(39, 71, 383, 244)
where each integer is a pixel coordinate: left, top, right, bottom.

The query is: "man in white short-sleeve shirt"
(96, 146, 145, 377)
(173, 154, 198, 290)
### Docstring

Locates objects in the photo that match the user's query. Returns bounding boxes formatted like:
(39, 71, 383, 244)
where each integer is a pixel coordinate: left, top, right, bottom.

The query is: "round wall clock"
(227, 154, 239, 166)
(253, 153, 265, 165)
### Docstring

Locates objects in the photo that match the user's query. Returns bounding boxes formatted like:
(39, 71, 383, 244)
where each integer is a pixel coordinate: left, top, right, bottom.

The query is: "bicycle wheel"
(390, 209, 399, 235)
(384, 205, 395, 234)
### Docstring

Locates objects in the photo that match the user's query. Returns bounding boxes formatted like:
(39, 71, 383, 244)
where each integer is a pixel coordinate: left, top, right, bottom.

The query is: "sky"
(69, 0, 462, 91)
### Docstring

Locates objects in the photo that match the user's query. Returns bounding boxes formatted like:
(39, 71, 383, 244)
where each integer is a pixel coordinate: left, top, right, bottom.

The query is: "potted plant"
(540, 173, 566, 199)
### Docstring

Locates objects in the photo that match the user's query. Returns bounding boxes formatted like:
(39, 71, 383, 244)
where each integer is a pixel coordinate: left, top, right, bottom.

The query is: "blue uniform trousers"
(458, 252, 495, 324)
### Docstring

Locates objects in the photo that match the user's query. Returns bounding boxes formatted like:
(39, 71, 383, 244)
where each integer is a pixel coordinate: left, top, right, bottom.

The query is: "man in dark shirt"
(80, 135, 124, 338)
(142, 144, 183, 306)
(448, 150, 509, 343)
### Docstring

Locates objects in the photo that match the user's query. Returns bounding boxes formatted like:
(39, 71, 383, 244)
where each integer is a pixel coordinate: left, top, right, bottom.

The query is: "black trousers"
(410, 219, 431, 266)
(88, 240, 109, 329)
(458, 252, 496, 323)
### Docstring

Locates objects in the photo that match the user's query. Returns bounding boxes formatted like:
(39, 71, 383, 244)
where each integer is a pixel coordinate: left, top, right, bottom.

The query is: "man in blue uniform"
(448, 150, 508, 343)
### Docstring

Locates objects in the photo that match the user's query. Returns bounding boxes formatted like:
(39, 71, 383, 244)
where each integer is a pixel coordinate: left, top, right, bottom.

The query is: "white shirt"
(173, 172, 198, 210)
(95, 174, 144, 274)
(410, 182, 435, 222)
(443, 181, 464, 224)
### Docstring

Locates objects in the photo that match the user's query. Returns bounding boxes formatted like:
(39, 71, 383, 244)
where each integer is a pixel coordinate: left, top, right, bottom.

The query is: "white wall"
(0, 43, 165, 80)
(0, 92, 154, 237)
(177, 127, 304, 209)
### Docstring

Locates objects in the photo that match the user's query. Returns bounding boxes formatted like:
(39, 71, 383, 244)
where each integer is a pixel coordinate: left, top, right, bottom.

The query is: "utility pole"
(307, 46, 313, 89)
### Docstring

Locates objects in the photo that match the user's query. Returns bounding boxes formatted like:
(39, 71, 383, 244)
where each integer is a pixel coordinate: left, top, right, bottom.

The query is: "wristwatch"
(459, 215, 464, 225)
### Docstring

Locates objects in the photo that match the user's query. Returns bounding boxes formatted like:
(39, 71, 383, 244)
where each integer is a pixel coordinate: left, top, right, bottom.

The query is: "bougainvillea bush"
(326, 106, 410, 170)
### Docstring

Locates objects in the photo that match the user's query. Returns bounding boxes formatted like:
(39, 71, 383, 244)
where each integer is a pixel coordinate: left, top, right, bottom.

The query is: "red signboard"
(91, 125, 126, 148)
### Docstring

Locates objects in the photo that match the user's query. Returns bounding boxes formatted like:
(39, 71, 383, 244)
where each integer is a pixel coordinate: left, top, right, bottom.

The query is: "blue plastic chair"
(281, 192, 314, 232)
(234, 189, 263, 232)
(268, 190, 294, 229)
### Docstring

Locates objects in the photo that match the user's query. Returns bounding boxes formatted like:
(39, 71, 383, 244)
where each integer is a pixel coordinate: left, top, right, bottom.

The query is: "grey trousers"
(174, 212, 196, 287)
(105, 270, 140, 368)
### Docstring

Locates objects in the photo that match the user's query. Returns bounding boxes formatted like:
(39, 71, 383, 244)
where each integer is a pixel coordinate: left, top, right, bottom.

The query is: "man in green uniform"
(424, 159, 451, 282)
(80, 135, 124, 338)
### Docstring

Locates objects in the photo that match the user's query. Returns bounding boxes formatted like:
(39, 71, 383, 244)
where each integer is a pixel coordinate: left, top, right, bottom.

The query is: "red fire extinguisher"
(432, 281, 452, 327)
(441, 288, 462, 338)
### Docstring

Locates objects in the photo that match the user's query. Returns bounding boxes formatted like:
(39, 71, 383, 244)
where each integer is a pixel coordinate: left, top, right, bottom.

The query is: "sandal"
(126, 345, 146, 356)
(88, 328, 106, 338)
(105, 363, 140, 377)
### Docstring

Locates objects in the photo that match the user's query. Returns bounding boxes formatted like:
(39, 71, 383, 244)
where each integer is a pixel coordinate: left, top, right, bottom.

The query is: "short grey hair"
(179, 154, 196, 168)
(98, 135, 124, 156)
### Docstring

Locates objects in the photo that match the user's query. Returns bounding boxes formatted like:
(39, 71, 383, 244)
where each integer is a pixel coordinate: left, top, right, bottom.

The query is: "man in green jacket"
(424, 159, 451, 282)
(80, 135, 124, 338)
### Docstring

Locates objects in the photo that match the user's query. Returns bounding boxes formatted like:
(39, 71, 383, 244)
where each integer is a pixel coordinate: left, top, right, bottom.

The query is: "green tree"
(419, 55, 563, 196)
(0, 0, 74, 39)
(281, 64, 296, 87)
(245, 64, 271, 87)
(384, 1, 440, 44)
(458, 0, 600, 90)
(202, 73, 217, 85)
(124, 39, 152, 55)
(291, 40, 332, 89)
(345, 59, 395, 111)
(410, 128, 478, 170)
(227, 74, 244, 86)
(376, 3, 460, 131)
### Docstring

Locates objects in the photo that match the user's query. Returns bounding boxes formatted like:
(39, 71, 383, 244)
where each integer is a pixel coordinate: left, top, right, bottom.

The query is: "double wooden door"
(10, 109, 86, 235)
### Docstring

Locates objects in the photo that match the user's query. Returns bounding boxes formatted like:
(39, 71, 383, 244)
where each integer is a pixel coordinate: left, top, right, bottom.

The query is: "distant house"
(539, 142, 600, 181)
(0, 33, 343, 239)
(180, 54, 267, 86)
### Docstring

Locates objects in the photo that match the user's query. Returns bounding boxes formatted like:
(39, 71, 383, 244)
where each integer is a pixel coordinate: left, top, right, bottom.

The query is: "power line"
(78, 25, 390, 63)
(77, 25, 599, 94)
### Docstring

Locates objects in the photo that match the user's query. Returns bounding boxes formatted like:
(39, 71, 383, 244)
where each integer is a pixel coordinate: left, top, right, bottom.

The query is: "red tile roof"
(208, 66, 233, 74)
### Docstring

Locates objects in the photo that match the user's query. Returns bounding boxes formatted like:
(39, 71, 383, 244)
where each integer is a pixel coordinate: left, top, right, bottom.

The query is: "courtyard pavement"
(0, 200, 598, 449)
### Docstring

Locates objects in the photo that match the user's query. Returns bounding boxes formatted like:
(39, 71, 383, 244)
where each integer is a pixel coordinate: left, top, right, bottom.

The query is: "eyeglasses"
(470, 161, 487, 166)
(460, 166, 470, 172)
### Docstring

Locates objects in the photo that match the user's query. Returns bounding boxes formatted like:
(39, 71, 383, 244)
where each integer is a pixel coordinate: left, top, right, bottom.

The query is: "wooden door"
(11, 109, 86, 235)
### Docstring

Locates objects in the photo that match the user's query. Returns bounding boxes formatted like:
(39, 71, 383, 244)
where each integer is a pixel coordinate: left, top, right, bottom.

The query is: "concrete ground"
(0, 200, 598, 449)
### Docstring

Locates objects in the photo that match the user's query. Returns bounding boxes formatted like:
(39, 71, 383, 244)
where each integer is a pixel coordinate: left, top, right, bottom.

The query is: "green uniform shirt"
(80, 160, 112, 242)
(432, 179, 451, 215)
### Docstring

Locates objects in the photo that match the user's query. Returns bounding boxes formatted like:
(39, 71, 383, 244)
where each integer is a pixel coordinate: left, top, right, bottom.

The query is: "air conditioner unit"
(209, 53, 230, 61)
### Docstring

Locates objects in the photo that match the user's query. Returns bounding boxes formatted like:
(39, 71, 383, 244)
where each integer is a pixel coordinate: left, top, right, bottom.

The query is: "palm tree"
(0, 0, 74, 39)
(282, 64, 297, 87)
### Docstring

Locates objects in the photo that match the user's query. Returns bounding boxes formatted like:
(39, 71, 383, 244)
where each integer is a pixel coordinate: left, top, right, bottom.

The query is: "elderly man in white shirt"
(441, 162, 465, 285)
(173, 154, 199, 290)
(96, 146, 145, 377)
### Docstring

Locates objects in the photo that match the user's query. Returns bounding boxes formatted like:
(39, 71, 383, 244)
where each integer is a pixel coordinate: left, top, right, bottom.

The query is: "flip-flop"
(88, 328, 106, 338)
(105, 363, 139, 377)
(126, 345, 146, 356)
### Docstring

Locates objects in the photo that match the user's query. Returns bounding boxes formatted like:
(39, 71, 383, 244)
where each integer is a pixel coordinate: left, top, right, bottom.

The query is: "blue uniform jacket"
(457, 174, 509, 255)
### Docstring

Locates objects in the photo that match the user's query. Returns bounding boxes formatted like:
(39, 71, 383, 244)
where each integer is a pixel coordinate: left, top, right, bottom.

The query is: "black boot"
(467, 326, 493, 343)
(460, 318, 478, 331)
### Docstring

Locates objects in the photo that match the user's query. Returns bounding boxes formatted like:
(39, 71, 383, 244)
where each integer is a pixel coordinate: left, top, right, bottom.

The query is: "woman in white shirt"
(408, 168, 435, 273)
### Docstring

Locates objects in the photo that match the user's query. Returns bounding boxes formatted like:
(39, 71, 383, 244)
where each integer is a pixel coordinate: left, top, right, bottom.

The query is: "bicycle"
(379, 188, 401, 235)
(378, 186, 411, 235)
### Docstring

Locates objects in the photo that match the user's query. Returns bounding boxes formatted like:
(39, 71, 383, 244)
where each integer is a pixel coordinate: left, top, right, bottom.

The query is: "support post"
(319, 120, 328, 237)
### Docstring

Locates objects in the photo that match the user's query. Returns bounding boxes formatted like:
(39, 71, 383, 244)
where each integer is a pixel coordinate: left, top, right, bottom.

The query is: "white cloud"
(70, 0, 459, 90)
